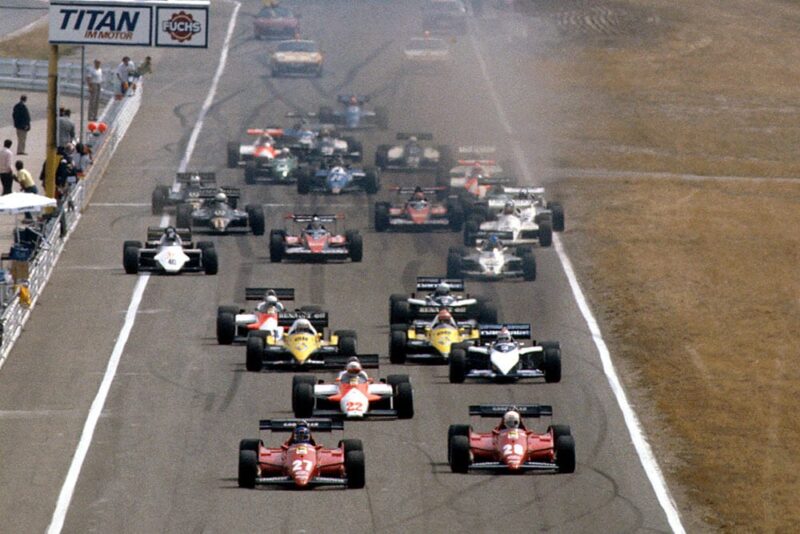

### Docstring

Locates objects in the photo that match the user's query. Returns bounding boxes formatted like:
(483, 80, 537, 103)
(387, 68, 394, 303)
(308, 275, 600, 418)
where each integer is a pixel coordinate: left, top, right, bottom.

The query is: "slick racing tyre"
(449, 435, 471, 473)
(364, 169, 380, 195)
(269, 230, 285, 262)
(394, 382, 414, 419)
(556, 435, 576, 473)
(176, 203, 193, 229)
(245, 334, 264, 372)
(449, 348, 467, 383)
(238, 450, 258, 488)
(345, 451, 366, 489)
(346, 231, 363, 262)
(547, 201, 565, 232)
(542, 343, 561, 383)
(151, 185, 169, 215)
(202, 246, 218, 275)
(123, 245, 140, 275)
(246, 204, 265, 236)
(216, 308, 236, 344)
(389, 330, 407, 364)
(446, 253, 463, 279)
(447, 424, 471, 463)
(339, 439, 363, 454)
(292, 383, 314, 418)
(227, 142, 239, 169)
(522, 253, 537, 281)
(374, 202, 390, 232)
(538, 218, 553, 247)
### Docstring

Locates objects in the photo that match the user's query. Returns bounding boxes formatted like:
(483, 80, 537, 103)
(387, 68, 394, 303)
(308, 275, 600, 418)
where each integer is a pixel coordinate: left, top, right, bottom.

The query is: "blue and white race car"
(317, 95, 388, 130)
(297, 158, 380, 195)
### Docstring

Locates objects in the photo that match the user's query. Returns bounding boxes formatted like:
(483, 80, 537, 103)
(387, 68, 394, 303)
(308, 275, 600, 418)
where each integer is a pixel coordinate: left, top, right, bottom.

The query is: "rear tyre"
(202, 246, 218, 275)
(227, 142, 239, 169)
(269, 230, 284, 263)
(374, 202, 390, 232)
(347, 231, 363, 262)
(548, 424, 572, 442)
(449, 348, 466, 383)
(449, 435, 471, 473)
(390, 301, 411, 324)
(339, 439, 364, 454)
(292, 383, 315, 418)
(246, 204, 265, 236)
(538, 219, 553, 247)
(548, 201, 565, 232)
(394, 382, 414, 419)
(238, 450, 258, 488)
(123, 245, 139, 274)
(345, 451, 366, 489)
(151, 185, 169, 215)
(244, 161, 258, 184)
(448, 204, 464, 232)
(245, 334, 264, 372)
(556, 435, 576, 473)
(446, 253, 462, 279)
(447, 424, 471, 463)
(374, 145, 389, 169)
(522, 253, 537, 281)
(463, 218, 480, 246)
(216, 310, 236, 344)
(543, 344, 561, 383)
(176, 203, 193, 229)
(386, 374, 410, 388)
(477, 302, 498, 324)
(292, 375, 317, 389)
(364, 169, 380, 194)
(337, 335, 357, 356)
(389, 330, 407, 364)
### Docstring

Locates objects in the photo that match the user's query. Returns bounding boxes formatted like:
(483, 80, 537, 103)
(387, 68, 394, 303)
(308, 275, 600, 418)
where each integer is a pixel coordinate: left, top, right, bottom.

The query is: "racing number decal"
(345, 401, 364, 412)
(292, 459, 313, 472)
(502, 443, 524, 457)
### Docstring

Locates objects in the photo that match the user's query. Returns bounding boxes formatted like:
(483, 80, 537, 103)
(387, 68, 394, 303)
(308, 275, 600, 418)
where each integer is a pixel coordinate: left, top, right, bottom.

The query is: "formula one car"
(122, 227, 217, 275)
(253, 5, 299, 40)
(245, 148, 303, 184)
(465, 185, 565, 232)
(447, 405, 576, 474)
(292, 368, 414, 419)
(374, 187, 463, 232)
(270, 39, 324, 77)
(281, 117, 363, 163)
(217, 287, 307, 344)
(175, 188, 265, 235)
(238, 418, 365, 489)
(297, 158, 380, 195)
(151, 172, 216, 215)
(227, 128, 285, 169)
(447, 240, 536, 281)
(448, 324, 561, 383)
(438, 146, 516, 197)
(389, 309, 480, 364)
(464, 197, 552, 248)
(317, 94, 388, 130)
(423, 0, 468, 34)
(403, 35, 451, 69)
(389, 277, 497, 325)
(269, 214, 363, 263)
(374, 133, 451, 172)
(245, 311, 364, 371)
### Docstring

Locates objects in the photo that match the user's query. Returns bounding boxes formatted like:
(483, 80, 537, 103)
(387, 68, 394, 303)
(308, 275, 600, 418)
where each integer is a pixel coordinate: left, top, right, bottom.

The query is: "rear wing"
(478, 324, 532, 340)
(246, 127, 283, 137)
(146, 226, 192, 241)
(198, 186, 240, 199)
(457, 159, 496, 166)
(502, 186, 545, 197)
(337, 94, 369, 104)
(324, 354, 380, 369)
(469, 404, 553, 418)
(176, 172, 216, 185)
(457, 145, 496, 155)
(259, 418, 343, 432)
(397, 132, 433, 141)
(277, 311, 328, 329)
(245, 288, 295, 301)
(416, 277, 465, 292)
(288, 214, 342, 223)
(391, 186, 446, 195)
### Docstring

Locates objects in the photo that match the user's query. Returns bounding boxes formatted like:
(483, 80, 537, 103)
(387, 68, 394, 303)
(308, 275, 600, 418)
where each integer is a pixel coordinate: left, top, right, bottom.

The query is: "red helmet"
(436, 309, 453, 324)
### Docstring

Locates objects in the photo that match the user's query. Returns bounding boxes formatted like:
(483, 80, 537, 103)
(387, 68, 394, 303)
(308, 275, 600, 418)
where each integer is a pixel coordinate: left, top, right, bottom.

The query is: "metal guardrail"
(0, 87, 142, 364)
(0, 57, 115, 99)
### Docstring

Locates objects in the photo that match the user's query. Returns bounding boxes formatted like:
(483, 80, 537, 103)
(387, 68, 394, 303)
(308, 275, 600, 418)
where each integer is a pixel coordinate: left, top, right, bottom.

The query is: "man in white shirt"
(114, 56, 135, 98)
(0, 139, 14, 195)
(86, 59, 103, 120)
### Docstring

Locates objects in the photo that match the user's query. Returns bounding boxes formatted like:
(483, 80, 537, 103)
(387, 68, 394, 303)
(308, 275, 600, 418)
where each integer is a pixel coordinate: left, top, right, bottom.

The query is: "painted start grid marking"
(466, 20, 686, 534)
(45, 2, 242, 533)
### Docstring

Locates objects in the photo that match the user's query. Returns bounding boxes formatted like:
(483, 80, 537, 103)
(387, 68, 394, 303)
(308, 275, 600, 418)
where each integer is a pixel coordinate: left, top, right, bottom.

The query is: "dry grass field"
(516, 0, 800, 530)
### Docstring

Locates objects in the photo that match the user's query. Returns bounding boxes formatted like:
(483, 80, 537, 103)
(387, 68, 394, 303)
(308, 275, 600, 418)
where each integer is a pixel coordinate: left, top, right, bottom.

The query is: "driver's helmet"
(310, 215, 323, 230)
(496, 326, 513, 344)
(293, 318, 314, 334)
(214, 191, 227, 204)
(503, 410, 521, 429)
(164, 226, 178, 241)
(434, 281, 451, 298)
(485, 234, 502, 250)
(412, 186, 426, 201)
(503, 200, 515, 215)
(265, 293, 279, 308)
(408, 135, 418, 144)
(189, 174, 202, 186)
(349, 95, 358, 105)
(470, 163, 484, 178)
(434, 309, 454, 327)
(293, 422, 311, 443)
(345, 357, 362, 375)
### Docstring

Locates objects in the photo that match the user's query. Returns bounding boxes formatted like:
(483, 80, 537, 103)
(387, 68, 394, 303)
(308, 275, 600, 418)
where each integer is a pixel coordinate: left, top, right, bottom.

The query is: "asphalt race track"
(0, 1, 674, 532)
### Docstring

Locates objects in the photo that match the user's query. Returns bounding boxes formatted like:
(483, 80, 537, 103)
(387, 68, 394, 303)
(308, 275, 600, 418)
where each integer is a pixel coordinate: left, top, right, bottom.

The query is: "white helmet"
(434, 282, 451, 297)
(503, 410, 521, 429)
(215, 191, 227, 203)
(266, 294, 278, 306)
(189, 174, 202, 185)
(294, 318, 313, 333)
(496, 326, 512, 344)
(346, 357, 362, 375)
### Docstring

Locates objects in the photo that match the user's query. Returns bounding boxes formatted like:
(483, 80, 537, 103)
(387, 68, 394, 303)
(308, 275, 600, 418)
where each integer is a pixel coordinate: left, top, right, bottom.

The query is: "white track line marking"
(45, 3, 241, 533)
(467, 22, 686, 534)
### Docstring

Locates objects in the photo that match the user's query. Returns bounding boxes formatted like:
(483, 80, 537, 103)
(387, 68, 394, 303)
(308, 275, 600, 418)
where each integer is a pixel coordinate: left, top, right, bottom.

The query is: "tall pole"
(44, 44, 59, 199)
(79, 46, 85, 143)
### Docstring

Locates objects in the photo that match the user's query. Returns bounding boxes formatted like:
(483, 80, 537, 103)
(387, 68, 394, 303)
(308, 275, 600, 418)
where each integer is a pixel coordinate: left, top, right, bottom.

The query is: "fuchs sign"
(49, 0, 209, 48)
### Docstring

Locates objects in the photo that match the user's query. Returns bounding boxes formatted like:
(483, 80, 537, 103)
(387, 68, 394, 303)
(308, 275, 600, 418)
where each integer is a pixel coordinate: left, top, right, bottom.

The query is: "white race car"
(122, 227, 217, 275)
(447, 241, 536, 281)
(291, 369, 414, 419)
(448, 324, 561, 383)
(469, 186, 565, 233)
(465, 200, 552, 247)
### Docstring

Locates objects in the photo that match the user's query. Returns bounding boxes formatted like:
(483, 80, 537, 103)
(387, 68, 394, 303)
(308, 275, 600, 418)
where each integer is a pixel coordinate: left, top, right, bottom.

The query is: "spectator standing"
(86, 59, 103, 121)
(114, 56, 135, 99)
(0, 140, 14, 195)
(14, 160, 37, 220)
(57, 109, 76, 149)
(76, 144, 92, 176)
(12, 95, 30, 155)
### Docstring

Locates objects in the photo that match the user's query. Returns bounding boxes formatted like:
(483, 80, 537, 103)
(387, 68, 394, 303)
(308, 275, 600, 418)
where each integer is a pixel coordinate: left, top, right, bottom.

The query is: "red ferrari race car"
(269, 214, 363, 263)
(374, 186, 463, 232)
(448, 404, 575, 474)
(238, 419, 365, 489)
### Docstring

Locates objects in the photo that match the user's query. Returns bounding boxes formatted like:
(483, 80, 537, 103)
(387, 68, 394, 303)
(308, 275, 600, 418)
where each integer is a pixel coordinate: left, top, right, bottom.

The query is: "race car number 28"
(502, 443, 524, 457)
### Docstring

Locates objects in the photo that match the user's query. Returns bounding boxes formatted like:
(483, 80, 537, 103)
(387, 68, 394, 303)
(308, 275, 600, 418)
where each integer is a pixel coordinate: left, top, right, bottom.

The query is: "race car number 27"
(292, 459, 313, 472)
